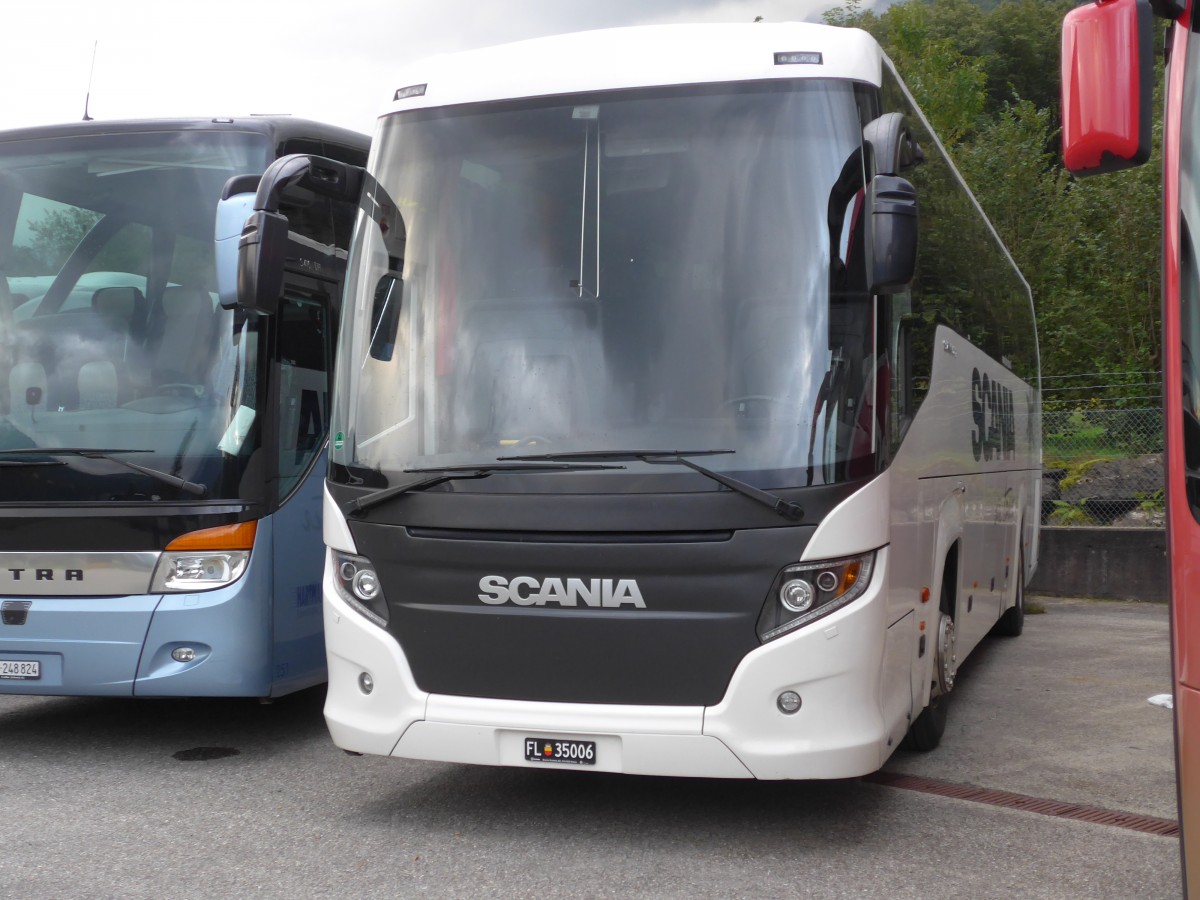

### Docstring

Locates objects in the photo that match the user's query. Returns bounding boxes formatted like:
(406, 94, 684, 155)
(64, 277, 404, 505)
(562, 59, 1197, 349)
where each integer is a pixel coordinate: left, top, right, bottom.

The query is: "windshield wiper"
(0, 457, 66, 467)
(499, 449, 804, 521)
(343, 461, 625, 517)
(0, 448, 207, 497)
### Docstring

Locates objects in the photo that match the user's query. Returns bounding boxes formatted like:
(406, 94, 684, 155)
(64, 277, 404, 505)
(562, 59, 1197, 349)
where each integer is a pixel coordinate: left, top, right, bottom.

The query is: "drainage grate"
(864, 771, 1180, 838)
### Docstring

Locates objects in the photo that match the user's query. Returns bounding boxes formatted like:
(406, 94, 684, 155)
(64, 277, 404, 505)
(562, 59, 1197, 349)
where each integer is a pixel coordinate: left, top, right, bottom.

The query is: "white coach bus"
(235, 22, 1040, 778)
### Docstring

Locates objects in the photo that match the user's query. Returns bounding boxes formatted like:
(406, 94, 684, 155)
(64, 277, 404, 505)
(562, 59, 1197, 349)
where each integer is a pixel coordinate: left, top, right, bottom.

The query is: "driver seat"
(150, 286, 216, 387)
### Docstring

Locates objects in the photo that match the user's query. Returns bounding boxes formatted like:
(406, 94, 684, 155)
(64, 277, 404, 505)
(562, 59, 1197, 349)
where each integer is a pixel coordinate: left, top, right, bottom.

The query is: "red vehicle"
(1064, 0, 1199, 893)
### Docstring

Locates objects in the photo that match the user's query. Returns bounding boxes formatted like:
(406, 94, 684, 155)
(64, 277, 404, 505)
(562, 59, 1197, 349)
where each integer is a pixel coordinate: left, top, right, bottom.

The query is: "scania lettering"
(244, 23, 1040, 776)
(0, 118, 367, 697)
(477, 576, 647, 608)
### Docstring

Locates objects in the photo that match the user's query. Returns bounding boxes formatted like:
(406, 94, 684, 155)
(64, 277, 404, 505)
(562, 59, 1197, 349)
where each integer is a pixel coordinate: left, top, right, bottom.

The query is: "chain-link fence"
(1041, 373, 1164, 528)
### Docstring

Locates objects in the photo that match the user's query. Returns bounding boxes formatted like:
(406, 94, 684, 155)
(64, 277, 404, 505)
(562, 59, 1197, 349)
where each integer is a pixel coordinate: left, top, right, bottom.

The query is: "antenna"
(82, 41, 98, 122)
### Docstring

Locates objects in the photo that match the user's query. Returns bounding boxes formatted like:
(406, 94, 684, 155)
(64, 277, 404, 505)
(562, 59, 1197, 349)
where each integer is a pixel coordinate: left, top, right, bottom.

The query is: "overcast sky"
(2, 0, 851, 136)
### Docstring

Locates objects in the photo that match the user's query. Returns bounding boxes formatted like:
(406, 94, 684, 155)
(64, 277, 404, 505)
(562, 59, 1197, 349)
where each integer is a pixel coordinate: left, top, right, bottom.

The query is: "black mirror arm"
(254, 154, 367, 215)
(255, 156, 313, 213)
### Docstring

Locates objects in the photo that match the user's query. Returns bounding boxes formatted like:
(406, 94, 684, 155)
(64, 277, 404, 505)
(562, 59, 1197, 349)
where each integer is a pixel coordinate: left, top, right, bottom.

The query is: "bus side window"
(1180, 33, 1200, 520)
(276, 295, 331, 500)
(889, 292, 915, 452)
(1179, 221, 1200, 515)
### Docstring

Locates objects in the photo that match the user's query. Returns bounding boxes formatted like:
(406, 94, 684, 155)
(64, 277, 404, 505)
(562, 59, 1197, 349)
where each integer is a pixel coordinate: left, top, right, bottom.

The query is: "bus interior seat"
(91, 286, 149, 358)
(454, 299, 604, 443)
(77, 360, 120, 410)
(728, 302, 806, 419)
(150, 286, 216, 387)
(90, 285, 151, 404)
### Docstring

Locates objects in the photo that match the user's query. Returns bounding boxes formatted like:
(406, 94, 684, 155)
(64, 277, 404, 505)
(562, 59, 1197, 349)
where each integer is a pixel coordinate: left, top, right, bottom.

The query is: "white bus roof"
(380, 23, 883, 117)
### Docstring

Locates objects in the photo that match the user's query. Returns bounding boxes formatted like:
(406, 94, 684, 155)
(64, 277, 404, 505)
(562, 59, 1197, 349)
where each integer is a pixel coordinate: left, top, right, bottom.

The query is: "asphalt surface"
(0, 597, 1181, 899)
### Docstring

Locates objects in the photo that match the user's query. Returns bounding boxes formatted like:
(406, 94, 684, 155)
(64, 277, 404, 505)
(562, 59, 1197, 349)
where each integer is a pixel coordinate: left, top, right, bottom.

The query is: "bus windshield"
(0, 129, 271, 503)
(332, 81, 879, 490)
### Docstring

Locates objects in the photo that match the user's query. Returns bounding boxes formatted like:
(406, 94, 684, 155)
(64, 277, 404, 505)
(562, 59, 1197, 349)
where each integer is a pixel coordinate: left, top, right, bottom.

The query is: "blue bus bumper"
(0, 563, 275, 698)
(0, 595, 157, 695)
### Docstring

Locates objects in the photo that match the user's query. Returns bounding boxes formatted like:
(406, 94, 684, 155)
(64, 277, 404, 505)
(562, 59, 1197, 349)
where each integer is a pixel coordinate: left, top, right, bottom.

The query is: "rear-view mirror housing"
(1061, 0, 1154, 176)
(870, 175, 918, 294)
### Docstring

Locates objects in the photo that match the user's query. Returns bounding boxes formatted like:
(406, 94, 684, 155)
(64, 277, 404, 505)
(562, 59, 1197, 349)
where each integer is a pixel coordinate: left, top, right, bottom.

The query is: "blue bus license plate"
(0, 660, 40, 680)
(524, 737, 596, 765)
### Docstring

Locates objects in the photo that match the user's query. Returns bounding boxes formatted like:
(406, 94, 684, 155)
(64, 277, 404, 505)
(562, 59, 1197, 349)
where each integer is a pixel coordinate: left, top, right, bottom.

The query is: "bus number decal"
(295, 583, 321, 609)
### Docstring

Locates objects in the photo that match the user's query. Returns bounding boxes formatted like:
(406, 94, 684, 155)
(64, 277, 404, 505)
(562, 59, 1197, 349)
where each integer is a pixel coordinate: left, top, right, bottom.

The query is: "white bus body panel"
(886, 324, 1040, 704)
(379, 23, 883, 118)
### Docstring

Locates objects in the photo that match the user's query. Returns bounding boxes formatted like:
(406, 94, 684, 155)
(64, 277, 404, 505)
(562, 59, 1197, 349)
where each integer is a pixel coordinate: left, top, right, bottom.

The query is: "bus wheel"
(993, 550, 1025, 637)
(903, 691, 947, 752)
(934, 610, 957, 695)
(903, 609, 957, 751)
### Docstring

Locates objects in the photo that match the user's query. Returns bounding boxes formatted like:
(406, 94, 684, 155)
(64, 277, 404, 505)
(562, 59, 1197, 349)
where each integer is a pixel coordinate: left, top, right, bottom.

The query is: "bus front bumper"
(324, 547, 899, 780)
(0, 579, 274, 697)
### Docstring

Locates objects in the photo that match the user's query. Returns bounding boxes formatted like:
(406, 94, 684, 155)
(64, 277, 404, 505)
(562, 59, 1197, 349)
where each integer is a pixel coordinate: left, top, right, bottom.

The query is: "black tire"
(902, 691, 948, 751)
(993, 550, 1025, 638)
(903, 582, 957, 752)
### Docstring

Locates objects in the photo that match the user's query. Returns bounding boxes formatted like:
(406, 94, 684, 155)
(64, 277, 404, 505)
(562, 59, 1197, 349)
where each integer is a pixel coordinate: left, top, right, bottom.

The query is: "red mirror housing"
(1061, 0, 1154, 176)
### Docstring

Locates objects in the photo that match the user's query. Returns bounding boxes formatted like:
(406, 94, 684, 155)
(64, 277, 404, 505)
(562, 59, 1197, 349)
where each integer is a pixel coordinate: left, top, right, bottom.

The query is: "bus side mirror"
(870, 175, 918, 294)
(368, 274, 402, 361)
(236, 210, 290, 316)
(1061, 0, 1154, 176)
(215, 175, 259, 311)
(227, 154, 365, 316)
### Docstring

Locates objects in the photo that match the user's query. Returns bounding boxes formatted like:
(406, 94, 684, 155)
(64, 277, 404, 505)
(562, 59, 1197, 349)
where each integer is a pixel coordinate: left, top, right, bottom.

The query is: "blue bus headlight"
(155, 553, 250, 591)
(332, 551, 389, 627)
(756, 552, 876, 642)
(151, 522, 255, 592)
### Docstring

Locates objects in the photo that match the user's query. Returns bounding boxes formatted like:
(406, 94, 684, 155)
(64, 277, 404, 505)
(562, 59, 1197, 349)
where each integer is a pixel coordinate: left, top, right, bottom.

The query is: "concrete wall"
(1029, 527, 1168, 602)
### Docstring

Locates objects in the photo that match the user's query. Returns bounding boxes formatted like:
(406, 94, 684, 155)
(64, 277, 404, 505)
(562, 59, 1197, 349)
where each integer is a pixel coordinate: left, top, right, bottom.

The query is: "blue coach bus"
(0, 117, 367, 697)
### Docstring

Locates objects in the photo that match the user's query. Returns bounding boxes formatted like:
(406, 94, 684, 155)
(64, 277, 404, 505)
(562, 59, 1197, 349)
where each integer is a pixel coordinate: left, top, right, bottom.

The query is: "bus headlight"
(332, 551, 389, 627)
(756, 552, 876, 642)
(151, 522, 256, 592)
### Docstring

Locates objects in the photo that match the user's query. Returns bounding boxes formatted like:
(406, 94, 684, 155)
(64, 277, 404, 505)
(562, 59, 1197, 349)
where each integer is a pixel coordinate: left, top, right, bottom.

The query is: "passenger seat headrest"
(92, 285, 146, 319)
(161, 285, 214, 316)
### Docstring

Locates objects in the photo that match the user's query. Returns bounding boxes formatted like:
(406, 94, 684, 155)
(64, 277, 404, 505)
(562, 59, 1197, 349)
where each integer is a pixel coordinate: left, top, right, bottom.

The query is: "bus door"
(266, 283, 335, 695)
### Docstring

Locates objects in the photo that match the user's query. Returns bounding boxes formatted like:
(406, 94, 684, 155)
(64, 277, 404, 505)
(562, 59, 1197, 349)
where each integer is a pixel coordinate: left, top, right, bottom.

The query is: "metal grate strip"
(864, 770, 1180, 837)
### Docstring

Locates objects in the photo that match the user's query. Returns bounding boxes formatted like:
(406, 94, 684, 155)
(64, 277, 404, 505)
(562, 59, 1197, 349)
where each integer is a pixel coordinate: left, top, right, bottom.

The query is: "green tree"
(825, 0, 1164, 390)
(8, 206, 100, 276)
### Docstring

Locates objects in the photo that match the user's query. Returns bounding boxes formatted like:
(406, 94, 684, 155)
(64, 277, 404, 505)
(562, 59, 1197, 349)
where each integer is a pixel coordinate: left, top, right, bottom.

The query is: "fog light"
(780, 578, 814, 613)
(172, 647, 196, 663)
(358, 672, 374, 695)
(777, 691, 802, 714)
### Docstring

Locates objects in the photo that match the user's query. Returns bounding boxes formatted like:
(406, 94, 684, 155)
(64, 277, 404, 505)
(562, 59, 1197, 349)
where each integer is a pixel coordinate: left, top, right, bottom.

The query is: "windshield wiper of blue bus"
(0, 448, 208, 498)
(343, 461, 627, 517)
(498, 449, 804, 521)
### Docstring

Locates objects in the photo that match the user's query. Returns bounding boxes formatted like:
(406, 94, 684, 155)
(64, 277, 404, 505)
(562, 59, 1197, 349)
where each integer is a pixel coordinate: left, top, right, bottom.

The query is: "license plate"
(524, 737, 596, 765)
(0, 660, 40, 680)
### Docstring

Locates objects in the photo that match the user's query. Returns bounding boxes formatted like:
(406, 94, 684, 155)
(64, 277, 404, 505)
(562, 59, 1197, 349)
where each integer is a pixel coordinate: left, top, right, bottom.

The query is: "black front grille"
(352, 522, 814, 706)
